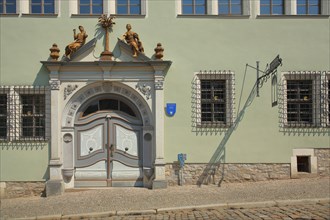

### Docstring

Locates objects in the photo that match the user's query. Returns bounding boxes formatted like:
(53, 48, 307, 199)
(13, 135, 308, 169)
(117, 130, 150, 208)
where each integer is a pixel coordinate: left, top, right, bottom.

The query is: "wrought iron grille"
(0, 86, 50, 142)
(192, 70, 235, 133)
(278, 71, 330, 130)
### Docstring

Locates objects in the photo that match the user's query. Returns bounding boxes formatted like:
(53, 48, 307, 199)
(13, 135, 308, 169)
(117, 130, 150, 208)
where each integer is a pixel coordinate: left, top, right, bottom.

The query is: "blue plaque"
(166, 103, 176, 116)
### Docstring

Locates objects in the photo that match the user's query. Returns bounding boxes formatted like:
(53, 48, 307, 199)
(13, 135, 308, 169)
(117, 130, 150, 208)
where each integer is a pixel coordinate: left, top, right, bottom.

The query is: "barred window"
(117, 0, 141, 15)
(279, 71, 326, 129)
(260, 0, 284, 15)
(219, 0, 242, 15)
(79, 0, 103, 14)
(21, 95, 46, 138)
(0, 0, 16, 14)
(286, 80, 313, 126)
(327, 80, 330, 127)
(182, 0, 207, 15)
(297, 0, 320, 15)
(193, 71, 235, 129)
(201, 80, 226, 123)
(0, 94, 7, 139)
(31, 0, 55, 14)
(0, 86, 49, 142)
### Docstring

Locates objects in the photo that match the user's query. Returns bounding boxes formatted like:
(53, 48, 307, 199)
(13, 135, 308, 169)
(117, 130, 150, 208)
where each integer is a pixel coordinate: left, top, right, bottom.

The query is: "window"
(21, 95, 46, 138)
(279, 71, 326, 129)
(297, 156, 310, 172)
(286, 80, 314, 126)
(201, 80, 227, 123)
(182, 0, 207, 15)
(82, 99, 137, 117)
(0, 94, 7, 139)
(0, 86, 49, 142)
(117, 0, 141, 15)
(219, 0, 242, 15)
(193, 71, 235, 128)
(31, 0, 55, 14)
(260, 0, 284, 15)
(79, 0, 103, 14)
(0, 0, 16, 14)
(297, 0, 320, 15)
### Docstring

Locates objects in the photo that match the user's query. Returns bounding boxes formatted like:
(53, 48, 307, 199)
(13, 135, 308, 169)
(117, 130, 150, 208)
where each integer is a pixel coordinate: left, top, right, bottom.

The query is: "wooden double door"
(74, 112, 143, 187)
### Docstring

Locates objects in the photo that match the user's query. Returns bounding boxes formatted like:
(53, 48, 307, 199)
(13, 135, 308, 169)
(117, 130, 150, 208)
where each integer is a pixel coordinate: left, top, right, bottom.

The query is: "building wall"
(0, 0, 329, 182)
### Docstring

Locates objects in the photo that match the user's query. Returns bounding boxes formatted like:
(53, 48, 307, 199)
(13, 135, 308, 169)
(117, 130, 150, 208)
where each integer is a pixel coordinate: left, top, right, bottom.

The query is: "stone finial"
(154, 43, 164, 60)
(49, 43, 60, 61)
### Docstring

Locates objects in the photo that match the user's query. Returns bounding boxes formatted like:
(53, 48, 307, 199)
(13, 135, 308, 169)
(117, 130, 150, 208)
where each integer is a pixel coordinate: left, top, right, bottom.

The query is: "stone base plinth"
(46, 180, 64, 197)
(152, 180, 167, 189)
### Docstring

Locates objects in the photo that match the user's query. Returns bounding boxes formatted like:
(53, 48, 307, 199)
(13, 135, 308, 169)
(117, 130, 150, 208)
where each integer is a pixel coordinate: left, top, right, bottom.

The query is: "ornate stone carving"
(136, 83, 151, 100)
(49, 43, 60, 61)
(64, 84, 78, 100)
(65, 26, 88, 59)
(98, 15, 116, 61)
(154, 43, 164, 60)
(49, 80, 60, 90)
(122, 24, 144, 58)
(154, 80, 164, 90)
(63, 133, 73, 143)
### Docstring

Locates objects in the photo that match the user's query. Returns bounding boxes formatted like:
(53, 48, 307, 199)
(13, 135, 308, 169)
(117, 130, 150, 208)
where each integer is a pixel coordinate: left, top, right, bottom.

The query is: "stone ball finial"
(154, 43, 164, 60)
(49, 43, 60, 61)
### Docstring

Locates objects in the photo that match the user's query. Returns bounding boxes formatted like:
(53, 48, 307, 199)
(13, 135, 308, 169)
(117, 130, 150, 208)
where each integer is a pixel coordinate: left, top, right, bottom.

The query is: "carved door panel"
(74, 114, 142, 187)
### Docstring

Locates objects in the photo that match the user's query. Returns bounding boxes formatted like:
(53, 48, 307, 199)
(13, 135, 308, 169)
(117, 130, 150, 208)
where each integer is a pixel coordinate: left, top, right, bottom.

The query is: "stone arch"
(62, 81, 153, 129)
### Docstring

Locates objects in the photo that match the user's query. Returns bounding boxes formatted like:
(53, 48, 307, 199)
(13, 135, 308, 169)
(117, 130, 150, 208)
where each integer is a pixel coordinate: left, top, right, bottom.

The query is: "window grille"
(0, 86, 50, 142)
(278, 71, 329, 131)
(192, 70, 235, 132)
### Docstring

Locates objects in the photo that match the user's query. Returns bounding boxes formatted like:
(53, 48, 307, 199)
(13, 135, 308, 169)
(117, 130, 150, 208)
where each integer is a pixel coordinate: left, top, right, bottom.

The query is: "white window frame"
(280, 71, 322, 128)
(255, 0, 329, 16)
(177, 0, 250, 16)
(194, 70, 235, 128)
(21, 0, 59, 15)
(70, 0, 146, 16)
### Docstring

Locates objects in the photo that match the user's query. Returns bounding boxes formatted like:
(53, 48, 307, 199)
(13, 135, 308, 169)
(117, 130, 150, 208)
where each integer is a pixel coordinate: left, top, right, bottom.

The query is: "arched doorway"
(74, 94, 144, 187)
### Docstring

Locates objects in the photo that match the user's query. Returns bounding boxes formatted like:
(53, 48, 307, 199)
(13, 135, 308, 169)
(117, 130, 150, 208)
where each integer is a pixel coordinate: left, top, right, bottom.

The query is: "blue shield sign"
(166, 103, 176, 116)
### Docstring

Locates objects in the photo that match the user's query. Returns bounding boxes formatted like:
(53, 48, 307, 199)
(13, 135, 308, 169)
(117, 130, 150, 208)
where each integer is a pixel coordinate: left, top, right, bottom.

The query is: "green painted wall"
(0, 143, 49, 181)
(0, 0, 329, 180)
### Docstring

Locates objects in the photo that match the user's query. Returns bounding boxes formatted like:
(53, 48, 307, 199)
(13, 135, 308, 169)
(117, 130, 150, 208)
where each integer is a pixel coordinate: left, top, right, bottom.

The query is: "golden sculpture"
(49, 43, 60, 61)
(65, 26, 88, 58)
(98, 15, 116, 61)
(122, 24, 144, 58)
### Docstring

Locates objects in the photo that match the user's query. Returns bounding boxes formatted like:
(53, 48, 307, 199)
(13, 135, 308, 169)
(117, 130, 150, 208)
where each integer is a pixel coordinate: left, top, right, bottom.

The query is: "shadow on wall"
(197, 82, 258, 186)
(0, 141, 48, 151)
(33, 65, 50, 86)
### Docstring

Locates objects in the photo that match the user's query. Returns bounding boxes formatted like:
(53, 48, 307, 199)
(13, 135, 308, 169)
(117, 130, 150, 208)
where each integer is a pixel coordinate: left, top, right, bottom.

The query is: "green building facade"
(0, 0, 329, 196)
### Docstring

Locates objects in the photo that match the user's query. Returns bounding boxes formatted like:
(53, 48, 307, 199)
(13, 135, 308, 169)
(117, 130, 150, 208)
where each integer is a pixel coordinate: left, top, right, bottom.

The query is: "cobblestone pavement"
(59, 202, 330, 220)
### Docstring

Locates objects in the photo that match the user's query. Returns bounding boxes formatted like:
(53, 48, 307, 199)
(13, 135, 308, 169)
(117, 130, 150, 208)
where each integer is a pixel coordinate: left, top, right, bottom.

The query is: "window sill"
(21, 13, 58, 17)
(177, 14, 250, 19)
(71, 14, 103, 18)
(257, 15, 330, 19)
(71, 14, 145, 18)
(0, 13, 19, 17)
(111, 14, 146, 18)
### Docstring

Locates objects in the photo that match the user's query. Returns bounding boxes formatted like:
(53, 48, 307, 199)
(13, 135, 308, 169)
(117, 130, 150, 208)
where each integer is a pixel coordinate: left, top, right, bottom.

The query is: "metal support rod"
(257, 61, 260, 97)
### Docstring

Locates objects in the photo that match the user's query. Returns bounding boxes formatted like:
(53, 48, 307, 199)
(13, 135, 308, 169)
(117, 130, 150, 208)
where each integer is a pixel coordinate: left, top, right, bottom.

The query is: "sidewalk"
(1, 177, 329, 219)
